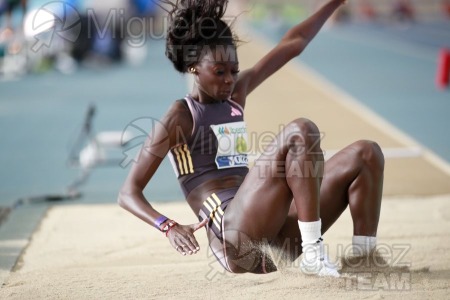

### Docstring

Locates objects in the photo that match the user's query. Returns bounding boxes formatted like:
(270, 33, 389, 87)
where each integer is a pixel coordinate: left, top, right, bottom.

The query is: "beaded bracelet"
(162, 221, 178, 237)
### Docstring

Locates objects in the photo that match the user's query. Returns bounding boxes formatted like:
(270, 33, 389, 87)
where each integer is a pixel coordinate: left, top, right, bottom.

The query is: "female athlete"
(118, 0, 384, 277)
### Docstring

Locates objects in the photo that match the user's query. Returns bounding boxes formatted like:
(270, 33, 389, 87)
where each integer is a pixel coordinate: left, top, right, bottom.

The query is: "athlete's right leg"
(221, 118, 328, 274)
(269, 140, 384, 266)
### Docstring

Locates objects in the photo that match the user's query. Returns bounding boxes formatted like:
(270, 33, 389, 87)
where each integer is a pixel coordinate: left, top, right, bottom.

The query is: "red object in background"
(436, 48, 450, 90)
(443, 0, 450, 19)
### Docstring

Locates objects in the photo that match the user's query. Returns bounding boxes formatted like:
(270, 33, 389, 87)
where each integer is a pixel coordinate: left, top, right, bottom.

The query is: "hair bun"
(162, 0, 236, 73)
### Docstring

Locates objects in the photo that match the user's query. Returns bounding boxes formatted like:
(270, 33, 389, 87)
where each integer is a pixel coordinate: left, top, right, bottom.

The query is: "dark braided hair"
(160, 0, 238, 73)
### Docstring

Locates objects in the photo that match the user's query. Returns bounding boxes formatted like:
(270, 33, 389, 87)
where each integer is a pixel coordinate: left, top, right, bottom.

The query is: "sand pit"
(0, 194, 448, 299)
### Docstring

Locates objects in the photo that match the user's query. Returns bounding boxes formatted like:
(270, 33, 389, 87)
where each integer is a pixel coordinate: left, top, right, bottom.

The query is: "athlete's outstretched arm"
(234, 0, 346, 104)
(118, 101, 206, 255)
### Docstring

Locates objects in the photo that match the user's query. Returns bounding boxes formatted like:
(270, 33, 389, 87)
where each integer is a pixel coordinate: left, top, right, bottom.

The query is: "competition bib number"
(210, 121, 249, 169)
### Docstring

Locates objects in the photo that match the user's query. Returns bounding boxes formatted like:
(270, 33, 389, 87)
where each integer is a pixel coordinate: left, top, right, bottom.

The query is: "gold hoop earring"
(189, 67, 196, 74)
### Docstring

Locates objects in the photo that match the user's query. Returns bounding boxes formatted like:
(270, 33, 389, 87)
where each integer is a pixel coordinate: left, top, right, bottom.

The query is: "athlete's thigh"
(223, 118, 327, 242)
(224, 141, 294, 242)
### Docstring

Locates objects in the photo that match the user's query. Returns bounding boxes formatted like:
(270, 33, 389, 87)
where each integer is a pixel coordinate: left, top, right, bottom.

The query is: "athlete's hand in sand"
(167, 218, 208, 255)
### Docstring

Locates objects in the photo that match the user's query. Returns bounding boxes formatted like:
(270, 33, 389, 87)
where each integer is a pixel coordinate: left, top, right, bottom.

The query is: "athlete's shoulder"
(162, 98, 193, 143)
(165, 98, 191, 121)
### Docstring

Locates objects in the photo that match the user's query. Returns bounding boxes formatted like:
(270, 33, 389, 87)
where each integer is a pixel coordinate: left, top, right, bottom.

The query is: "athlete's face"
(193, 45, 240, 102)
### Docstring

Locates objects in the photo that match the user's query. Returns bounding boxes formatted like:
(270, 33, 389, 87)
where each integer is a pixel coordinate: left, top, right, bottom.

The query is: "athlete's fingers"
(176, 235, 197, 255)
(174, 240, 188, 256)
(181, 244, 195, 255)
(169, 236, 185, 255)
(175, 244, 185, 255)
(181, 219, 207, 254)
(187, 234, 200, 253)
(175, 244, 193, 256)
(168, 229, 190, 256)
(170, 223, 204, 255)
(184, 236, 199, 254)
(192, 218, 208, 232)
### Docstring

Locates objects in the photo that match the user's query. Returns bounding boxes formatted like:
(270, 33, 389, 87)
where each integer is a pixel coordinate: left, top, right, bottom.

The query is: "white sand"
(1, 195, 449, 299)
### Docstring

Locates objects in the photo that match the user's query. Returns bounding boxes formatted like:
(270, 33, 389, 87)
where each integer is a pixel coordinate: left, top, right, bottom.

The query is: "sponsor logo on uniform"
(231, 106, 242, 116)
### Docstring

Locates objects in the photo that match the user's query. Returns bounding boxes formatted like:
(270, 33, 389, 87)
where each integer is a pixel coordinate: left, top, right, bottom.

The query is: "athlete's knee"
(354, 140, 385, 173)
(285, 118, 321, 153)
